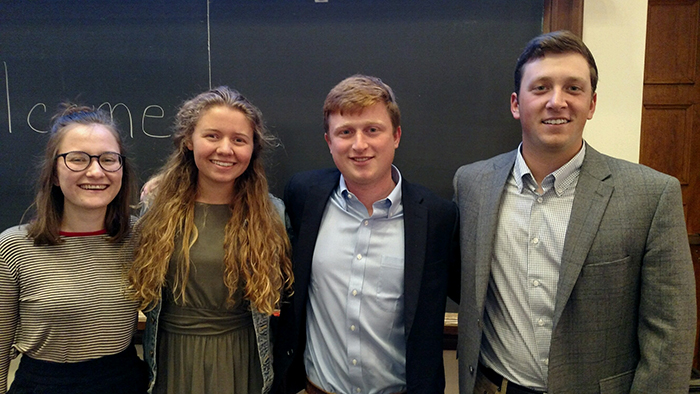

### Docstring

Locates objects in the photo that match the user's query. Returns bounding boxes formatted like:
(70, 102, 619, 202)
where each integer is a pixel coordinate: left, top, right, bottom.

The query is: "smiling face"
(186, 105, 254, 201)
(55, 124, 123, 221)
(512, 51, 597, 162)
(325, 102, 401, 196)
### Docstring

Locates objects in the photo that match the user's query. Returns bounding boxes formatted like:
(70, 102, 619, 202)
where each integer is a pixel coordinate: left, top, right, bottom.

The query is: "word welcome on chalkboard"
(0, 0, 543, 231)
(3, 67, 169, 139)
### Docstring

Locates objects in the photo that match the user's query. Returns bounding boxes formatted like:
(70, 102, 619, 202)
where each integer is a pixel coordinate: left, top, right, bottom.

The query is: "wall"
(0, 1, 544, 230)
(582, 0, 648, 163)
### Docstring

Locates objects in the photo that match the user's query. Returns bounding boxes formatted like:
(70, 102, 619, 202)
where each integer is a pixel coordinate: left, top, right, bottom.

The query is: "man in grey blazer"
(453, 30, 696, 393)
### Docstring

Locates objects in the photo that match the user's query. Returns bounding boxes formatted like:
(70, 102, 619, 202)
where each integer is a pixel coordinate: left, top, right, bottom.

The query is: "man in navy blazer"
(453, 31, 696, 393)
(273, 75, 459, 394)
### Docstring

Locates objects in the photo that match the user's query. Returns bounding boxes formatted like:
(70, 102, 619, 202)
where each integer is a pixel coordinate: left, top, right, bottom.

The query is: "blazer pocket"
(599, 369, 634, 394)
(422, 258, 445, 270)
(576, 255, 637, 297)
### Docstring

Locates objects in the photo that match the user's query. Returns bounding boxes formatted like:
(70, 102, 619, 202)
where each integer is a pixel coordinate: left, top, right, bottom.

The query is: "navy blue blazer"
(272, 168, 459, 394)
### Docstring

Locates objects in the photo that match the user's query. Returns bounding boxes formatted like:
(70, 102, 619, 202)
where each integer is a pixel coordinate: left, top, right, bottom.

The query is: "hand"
(140, 174, 163, 202)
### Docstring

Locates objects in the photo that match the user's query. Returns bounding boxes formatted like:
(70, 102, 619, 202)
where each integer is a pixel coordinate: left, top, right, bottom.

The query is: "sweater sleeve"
(0, 249, 19, 394)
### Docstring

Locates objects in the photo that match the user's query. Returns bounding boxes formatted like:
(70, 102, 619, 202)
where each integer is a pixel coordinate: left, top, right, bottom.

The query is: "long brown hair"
(128, 86, 292, 314)
(26, 103, 135, 245)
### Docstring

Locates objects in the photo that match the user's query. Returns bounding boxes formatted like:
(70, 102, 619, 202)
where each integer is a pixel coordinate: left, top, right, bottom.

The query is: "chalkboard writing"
(0, 0, 543, 231)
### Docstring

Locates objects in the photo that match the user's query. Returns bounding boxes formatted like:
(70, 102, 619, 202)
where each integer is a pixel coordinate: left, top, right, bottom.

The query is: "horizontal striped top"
(0, 224, 140, 392)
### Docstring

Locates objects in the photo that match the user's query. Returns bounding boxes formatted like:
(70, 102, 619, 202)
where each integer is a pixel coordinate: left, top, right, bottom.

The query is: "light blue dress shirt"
(481, 143, 586, 390)
(305, 166, 407, 394)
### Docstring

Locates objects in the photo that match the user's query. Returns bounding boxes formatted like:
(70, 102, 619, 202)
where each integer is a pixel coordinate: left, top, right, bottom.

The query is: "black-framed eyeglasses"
(55, 151, 124, 172)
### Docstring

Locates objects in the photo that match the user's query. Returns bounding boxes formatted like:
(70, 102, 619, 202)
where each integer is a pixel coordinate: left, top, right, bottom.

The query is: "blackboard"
(0, 0, 543, 231)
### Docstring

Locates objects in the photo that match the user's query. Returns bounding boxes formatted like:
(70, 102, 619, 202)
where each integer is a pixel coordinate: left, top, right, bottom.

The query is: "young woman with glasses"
(128, 87, 293, 394)
(0, 104, 148, 393)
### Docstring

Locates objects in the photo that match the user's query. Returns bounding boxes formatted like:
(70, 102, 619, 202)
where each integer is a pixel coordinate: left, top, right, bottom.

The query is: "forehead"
(196, 106, 252, 130)
(328, 102, 391, 128)
(59, 124, 119, 151)
(521, 52, 592, 84)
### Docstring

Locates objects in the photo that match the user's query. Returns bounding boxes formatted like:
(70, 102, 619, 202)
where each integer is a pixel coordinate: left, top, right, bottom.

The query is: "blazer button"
(287, 349, 294, 356)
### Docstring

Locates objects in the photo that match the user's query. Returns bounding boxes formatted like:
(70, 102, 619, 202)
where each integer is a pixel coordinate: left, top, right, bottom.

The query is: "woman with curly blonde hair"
(128, 87, 292, 394)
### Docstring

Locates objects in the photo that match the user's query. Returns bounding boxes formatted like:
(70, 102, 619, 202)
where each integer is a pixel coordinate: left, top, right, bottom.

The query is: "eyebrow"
(332, 120, 387, 131)
(529, 75, 589, 85)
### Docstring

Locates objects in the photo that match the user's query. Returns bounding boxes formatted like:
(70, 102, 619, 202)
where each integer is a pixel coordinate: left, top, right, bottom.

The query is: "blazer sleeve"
(447, 202, 461, 304)
(633, 176, 696, 391)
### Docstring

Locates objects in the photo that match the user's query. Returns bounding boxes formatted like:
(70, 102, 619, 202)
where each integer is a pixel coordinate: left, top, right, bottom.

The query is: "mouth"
(211, 160, 234, 167)
(351, 157, 372, 163)
(542, 118, 570, 125)
(80, 184, 108, 190)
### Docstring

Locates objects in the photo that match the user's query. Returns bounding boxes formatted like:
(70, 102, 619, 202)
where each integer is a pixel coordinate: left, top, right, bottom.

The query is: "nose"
(85, 157, 106, 177)
(216, 138, 234, 155)
(352, 133, 368, 151)
(546, 87, 567, 110)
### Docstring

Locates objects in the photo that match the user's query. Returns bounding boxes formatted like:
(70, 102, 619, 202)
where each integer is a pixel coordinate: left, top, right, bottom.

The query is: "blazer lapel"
(553, 147, 613, 328)
(402, 181, 428, 338)
(475, 152, 515, 310)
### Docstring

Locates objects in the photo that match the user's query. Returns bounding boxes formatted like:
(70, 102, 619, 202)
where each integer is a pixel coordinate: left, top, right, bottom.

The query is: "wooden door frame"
(545, 0, 584, 36)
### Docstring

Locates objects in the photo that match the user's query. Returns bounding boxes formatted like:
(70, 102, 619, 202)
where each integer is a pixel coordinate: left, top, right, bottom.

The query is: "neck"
(196, 180, 234, 204)
(346, 177, 396, 216)
(521, 143, 581, 186)
(61, 207, 107, 233)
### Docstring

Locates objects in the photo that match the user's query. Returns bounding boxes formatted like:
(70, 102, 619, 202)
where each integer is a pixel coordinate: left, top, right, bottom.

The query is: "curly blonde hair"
(128, 87, 292, 315)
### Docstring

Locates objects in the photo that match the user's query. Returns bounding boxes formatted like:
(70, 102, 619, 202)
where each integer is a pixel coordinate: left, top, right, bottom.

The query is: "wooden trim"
(544, 0, 585, 37)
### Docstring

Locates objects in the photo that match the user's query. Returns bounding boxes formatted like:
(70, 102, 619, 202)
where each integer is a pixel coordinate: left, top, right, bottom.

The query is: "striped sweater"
(0, 225, 140, 392)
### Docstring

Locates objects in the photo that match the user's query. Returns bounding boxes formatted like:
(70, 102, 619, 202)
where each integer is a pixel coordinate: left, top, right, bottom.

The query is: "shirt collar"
(513, 141, 586, 196)
(338, 165, 403, 217)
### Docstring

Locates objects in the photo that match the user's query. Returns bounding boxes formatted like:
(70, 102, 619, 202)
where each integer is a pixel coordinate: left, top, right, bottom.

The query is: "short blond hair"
(323, 74, 401, 133)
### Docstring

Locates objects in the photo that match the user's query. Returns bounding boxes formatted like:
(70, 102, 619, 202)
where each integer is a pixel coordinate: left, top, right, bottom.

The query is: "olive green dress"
(154, 203, 263, 394)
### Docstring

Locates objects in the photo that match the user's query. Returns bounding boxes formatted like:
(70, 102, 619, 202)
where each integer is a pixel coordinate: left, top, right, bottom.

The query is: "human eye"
(100, 153, 119, 164)
(233, 136, 249, 145)
(66, 152, 88, 163)
(337, 129, 352, 137)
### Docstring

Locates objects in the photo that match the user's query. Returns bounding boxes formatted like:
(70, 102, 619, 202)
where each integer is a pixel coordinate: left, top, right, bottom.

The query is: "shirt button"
(537, 197, 543, 203)
(538, 318, 545, 326)
(356, 388, 361, 393)
(364, 220, 369, 226)
(350, 325, 356, 331)
(532, 237, 539, 245)
(352, 289, 358, 296)
(544, 358, 549, 366)
(357, 254, 362, 260)
(533, 279, 540, 287)
(352, 359, 357, 365)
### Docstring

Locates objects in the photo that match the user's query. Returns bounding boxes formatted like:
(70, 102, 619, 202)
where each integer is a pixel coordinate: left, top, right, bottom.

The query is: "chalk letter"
(99, 102, 133, 138)
(142, 105, 169, 139)
(3, 61, 11, 133)
(27, 103, 49, 133)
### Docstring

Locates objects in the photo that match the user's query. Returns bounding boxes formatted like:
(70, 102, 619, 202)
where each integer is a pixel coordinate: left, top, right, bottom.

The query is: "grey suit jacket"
(453, 145, 696, 393)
